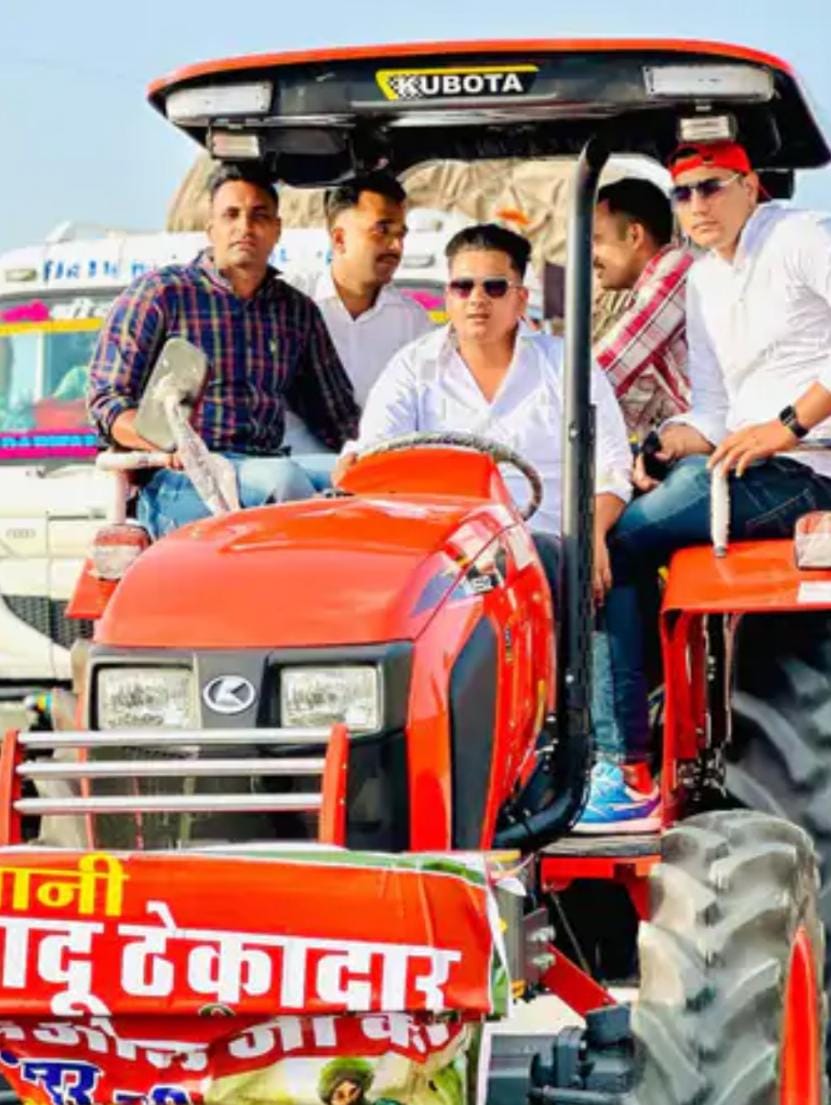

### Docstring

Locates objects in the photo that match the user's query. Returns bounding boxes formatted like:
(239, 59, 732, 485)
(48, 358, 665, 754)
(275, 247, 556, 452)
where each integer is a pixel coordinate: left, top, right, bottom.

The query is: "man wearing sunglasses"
(334, 221, 632, 635)
(582, 139, 831, 832)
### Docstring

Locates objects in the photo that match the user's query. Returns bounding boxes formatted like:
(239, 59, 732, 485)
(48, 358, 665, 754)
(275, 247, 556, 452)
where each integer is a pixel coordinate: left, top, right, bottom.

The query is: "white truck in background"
(0, 226, 207, 692)
(0, 211, 470, 694)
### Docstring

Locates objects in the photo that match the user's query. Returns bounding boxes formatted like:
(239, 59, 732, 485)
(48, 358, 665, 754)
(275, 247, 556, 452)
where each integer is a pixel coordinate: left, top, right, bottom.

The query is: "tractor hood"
(97, 494, 515, 649)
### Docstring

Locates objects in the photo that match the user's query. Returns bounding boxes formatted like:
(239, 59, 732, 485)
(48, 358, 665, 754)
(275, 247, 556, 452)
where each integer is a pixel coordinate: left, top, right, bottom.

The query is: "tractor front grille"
(5, 595, 94, 650)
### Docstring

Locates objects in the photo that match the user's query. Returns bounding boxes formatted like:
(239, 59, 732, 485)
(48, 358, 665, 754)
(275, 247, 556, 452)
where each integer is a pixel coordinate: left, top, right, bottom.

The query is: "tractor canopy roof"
(148, 39, 830, 192)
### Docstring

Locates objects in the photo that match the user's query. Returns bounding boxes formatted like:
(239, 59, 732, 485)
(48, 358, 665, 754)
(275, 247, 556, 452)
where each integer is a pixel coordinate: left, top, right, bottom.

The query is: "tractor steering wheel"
(357, 431, 543, 521)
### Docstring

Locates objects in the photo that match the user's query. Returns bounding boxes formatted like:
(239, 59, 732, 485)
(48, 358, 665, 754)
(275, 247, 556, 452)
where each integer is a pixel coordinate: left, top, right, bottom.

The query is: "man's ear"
(743, 172, 761, 205)
(628, 219, 647, 251)
(330, 225, 346, 254)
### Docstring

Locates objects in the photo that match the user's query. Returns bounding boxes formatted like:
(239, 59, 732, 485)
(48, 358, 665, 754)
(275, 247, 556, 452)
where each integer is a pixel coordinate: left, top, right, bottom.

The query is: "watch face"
(780, 406, 807, 438)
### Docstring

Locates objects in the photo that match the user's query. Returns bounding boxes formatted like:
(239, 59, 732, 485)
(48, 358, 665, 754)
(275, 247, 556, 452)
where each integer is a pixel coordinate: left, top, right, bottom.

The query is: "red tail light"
(91, 524, 150, 580)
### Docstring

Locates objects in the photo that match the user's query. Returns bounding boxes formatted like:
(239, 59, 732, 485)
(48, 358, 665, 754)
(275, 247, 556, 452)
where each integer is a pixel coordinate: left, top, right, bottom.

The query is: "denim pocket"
(744, 481, 821, 538)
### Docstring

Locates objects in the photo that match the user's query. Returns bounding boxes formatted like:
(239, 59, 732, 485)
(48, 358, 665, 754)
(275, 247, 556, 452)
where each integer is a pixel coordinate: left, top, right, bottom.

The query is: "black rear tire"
(631, 809, 826, 1104)
(728, 611, 831, 1063)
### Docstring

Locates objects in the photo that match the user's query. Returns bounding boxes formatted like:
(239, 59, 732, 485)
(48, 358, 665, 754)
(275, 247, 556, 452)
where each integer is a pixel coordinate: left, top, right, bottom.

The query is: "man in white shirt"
(285, 173, 431, 479)
(585, 140, 831, 833)
(336, 222, 632, 623)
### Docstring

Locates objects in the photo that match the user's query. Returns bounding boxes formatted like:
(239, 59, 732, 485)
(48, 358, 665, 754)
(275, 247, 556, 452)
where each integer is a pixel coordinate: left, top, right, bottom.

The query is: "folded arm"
(86, 281, 166, 447)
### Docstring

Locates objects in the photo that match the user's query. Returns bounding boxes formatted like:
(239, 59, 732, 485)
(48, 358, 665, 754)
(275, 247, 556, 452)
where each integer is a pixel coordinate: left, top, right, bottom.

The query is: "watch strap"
(779, 405, 809, 440)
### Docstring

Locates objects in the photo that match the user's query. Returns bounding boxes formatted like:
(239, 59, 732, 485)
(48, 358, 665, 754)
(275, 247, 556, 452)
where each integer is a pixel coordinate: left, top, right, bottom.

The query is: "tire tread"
(630, 810, 826, 1104)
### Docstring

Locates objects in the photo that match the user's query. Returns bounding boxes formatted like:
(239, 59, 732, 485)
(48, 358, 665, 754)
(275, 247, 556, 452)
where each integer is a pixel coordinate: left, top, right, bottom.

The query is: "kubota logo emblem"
(376, 65, 538, 102)
(203, 675, 257, 715)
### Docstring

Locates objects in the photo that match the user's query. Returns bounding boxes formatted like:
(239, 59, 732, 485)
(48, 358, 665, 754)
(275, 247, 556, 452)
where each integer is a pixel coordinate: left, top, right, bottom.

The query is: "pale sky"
(1, 0, 830, 249)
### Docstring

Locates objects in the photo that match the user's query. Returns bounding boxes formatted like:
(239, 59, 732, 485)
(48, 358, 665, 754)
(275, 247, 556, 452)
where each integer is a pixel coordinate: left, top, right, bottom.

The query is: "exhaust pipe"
(495, 138, 610, 851)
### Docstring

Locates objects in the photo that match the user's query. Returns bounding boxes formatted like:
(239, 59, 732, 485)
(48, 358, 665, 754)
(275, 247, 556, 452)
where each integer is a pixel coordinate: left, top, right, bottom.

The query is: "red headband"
(668, 141, 753, 180)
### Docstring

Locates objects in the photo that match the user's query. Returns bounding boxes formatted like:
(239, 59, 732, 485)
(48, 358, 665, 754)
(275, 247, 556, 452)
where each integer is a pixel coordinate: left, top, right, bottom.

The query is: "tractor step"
(539, 835, 660, 902)
(542, 833, 660, 858)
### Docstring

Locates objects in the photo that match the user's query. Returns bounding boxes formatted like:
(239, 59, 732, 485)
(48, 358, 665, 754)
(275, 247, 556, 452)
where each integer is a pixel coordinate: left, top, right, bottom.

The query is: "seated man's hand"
(708, 419, 796, 477)
(111, 409, 183, 469)
(633, 423, 713, 492)
(332, 452, 358, 487)
(593, 532, 613, 607)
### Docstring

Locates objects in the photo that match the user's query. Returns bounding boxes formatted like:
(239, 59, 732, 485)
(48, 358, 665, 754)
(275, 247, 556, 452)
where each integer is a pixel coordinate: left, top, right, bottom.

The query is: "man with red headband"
(576, 139, 831, 833)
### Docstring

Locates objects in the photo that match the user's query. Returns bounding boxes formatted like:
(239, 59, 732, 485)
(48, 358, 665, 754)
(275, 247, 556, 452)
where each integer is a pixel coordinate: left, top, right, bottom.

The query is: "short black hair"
(445, 223, 532, 278)
(596, 178, 672, 247)
(324, 173, 407, 227)
(207, 162, 279, 207)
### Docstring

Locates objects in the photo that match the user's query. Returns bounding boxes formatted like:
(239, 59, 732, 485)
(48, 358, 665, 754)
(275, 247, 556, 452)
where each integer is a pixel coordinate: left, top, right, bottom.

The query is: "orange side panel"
(406, 600, 482, 850)
(663, 539, 831, 615)
(477, 532, 555, 844)
(66, 559, 117, 622)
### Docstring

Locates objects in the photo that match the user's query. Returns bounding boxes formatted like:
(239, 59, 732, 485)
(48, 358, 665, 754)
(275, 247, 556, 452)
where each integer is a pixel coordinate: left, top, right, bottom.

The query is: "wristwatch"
(778, 404, 809, 440)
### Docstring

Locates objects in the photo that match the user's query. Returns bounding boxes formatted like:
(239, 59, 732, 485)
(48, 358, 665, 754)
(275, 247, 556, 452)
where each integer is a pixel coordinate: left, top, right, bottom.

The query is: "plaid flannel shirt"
(594, 244, 694, 438)
(87, 250, 360, 453)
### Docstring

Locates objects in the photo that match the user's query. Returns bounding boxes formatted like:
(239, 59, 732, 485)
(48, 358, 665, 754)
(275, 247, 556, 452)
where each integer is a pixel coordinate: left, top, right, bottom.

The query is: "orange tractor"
(0, 38, 828, 1105)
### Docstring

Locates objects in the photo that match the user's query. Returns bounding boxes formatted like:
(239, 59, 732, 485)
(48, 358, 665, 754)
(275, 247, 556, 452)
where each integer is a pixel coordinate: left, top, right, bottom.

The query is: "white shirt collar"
(315, 267, 410, 313)
(434, 319, 544, 361)
(313, 266, 338, 302)
(710, 202, 786, 269)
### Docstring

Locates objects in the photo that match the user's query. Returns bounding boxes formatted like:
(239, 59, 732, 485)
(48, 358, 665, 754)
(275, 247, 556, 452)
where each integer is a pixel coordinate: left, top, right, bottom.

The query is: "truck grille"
(5, 595, 94, 650)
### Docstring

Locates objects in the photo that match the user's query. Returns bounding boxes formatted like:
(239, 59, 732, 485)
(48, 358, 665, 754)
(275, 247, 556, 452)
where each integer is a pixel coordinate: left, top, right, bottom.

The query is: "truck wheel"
(632, 810, 826, 1104)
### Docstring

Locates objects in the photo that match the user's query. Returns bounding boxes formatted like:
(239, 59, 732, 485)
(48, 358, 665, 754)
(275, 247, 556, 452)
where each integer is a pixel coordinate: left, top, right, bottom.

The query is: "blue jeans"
(532, 533, 621, 759)
(138, 453, 316, 538)
(603, 454, 831, 762)
(292, 451, 337, 493)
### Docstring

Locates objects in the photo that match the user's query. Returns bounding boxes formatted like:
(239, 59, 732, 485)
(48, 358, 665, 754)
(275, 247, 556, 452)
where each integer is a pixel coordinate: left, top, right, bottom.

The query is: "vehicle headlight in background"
(280, 666, 381, 733)
(97, 667, 196, 729)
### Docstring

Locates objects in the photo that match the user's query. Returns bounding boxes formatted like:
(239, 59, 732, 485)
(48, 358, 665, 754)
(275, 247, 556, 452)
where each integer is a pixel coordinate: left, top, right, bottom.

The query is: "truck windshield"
(0, 294, 108, 458)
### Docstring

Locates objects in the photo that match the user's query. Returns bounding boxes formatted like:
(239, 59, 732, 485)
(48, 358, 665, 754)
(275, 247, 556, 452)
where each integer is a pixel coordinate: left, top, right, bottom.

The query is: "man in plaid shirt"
(593, 177, 694, 439)
(87, 162, 360, 537)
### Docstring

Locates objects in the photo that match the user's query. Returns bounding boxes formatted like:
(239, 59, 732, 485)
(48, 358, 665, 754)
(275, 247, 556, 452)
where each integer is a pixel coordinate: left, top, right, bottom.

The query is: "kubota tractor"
(0, 38, 828, 1105)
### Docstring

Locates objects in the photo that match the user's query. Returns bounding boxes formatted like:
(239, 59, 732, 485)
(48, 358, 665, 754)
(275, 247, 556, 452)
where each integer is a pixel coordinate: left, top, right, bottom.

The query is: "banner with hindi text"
(0, 848, 505, 1105)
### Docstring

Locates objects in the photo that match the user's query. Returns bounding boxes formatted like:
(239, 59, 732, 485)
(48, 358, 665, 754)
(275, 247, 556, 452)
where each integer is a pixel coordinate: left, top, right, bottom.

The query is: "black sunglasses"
(447, 277, 523, 299)
(670, 172, 742, 205)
